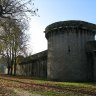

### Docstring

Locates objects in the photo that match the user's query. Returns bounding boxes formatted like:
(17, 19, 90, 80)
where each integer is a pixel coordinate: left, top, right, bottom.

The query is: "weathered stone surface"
(45, 20, 96, 81)
(17, 50, 47, 78)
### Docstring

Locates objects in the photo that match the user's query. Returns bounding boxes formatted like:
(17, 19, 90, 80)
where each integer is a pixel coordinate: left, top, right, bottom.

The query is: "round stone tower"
(45, 20, 96, 81)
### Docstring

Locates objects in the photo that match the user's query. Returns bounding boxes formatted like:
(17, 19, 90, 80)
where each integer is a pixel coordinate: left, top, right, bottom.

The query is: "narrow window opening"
(68, 46, 71, 53)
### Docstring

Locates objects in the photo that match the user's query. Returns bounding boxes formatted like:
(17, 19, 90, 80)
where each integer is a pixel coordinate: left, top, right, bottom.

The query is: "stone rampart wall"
(17, 50, 47, 78)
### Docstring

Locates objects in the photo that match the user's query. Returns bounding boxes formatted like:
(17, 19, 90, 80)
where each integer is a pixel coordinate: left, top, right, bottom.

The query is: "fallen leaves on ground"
(0, 74, 96, 96)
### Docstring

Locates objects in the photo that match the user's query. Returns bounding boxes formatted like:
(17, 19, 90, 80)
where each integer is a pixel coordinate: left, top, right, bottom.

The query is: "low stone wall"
(17, 50, 47, 78)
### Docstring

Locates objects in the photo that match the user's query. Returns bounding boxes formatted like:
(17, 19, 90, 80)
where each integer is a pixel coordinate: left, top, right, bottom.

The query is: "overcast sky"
(27, 0, 96, 54)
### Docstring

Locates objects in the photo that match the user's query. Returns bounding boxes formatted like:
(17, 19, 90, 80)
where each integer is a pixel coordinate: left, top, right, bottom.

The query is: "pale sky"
(27, 0, 96, 54)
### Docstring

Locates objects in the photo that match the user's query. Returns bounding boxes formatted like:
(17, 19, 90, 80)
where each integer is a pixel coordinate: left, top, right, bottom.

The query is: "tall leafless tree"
(0, 0, 38, 75)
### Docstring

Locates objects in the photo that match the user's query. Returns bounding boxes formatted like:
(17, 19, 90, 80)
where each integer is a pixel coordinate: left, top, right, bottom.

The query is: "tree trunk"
(7, 66, 10, 75)
(10, 47, 14, 75)
(7, 51, 10, 75)
(14, 50, 17, 76)
(10, 59, 13, 75)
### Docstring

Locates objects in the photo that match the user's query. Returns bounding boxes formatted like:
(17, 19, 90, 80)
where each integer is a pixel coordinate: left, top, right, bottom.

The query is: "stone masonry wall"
(45, 20, 96, 81)
(17, 50, 47, 78)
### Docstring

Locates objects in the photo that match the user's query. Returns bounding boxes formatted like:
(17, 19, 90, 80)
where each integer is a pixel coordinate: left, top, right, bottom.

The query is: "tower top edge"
(45, 20, 96, 33)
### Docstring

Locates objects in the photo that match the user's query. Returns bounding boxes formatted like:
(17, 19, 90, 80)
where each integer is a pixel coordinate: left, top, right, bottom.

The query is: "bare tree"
(0, 18, 28, 75)
(0, 0, 37, 75)
(0, 0, 38, 19)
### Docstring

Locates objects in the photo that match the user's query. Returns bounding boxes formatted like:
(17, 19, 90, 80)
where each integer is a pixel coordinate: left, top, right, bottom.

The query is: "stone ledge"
(45, 20, 96, 33)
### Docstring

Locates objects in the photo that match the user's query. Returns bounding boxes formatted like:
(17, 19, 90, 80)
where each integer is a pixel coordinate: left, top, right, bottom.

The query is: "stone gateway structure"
(18, 20, 96, 82)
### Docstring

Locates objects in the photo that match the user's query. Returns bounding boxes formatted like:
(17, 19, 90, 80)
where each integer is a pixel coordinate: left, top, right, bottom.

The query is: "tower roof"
(45, 20, 96, 34)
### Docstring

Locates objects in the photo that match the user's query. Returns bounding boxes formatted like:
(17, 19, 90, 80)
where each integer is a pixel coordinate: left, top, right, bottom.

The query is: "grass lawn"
(0, 74, 96, 96)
